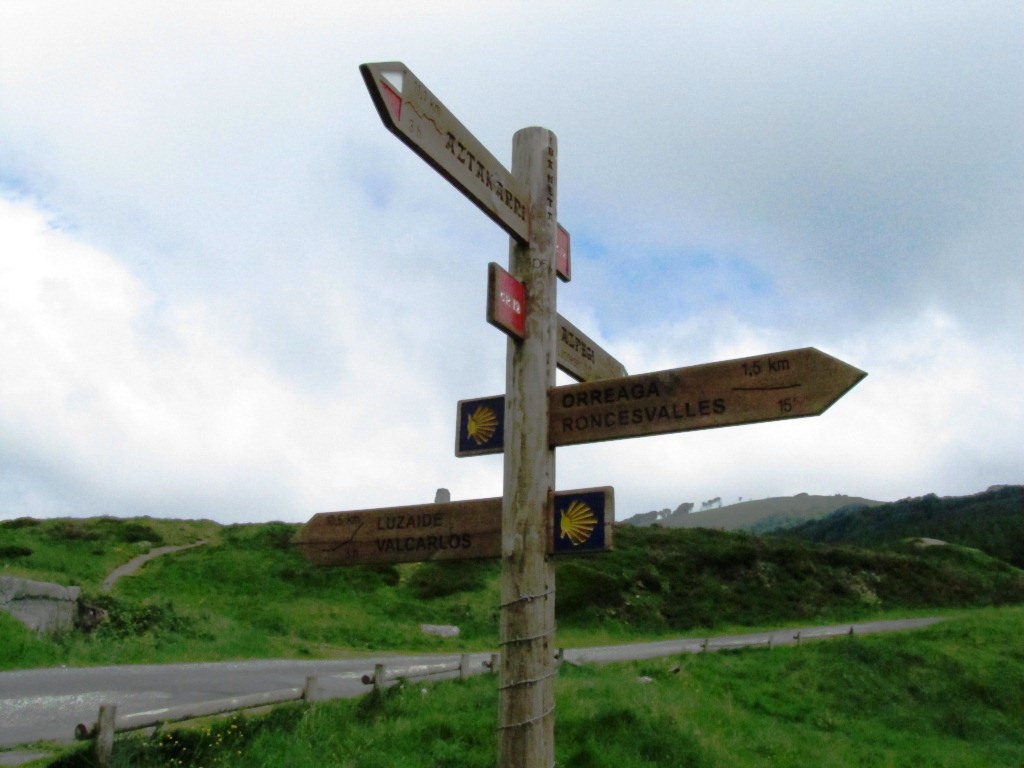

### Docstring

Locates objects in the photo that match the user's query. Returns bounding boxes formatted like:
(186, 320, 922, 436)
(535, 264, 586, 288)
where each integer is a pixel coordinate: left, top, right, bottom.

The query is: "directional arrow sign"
(549, 347, 866, 447)
(360, 62, 530, 244)
(556, 314, 627, 383)
(294, 488, 613, 566)
(457, 348, 864, 456)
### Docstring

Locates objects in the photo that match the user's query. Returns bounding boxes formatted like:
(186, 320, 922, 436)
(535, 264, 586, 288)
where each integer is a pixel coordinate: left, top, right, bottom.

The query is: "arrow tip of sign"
(360, 62, 409, 126)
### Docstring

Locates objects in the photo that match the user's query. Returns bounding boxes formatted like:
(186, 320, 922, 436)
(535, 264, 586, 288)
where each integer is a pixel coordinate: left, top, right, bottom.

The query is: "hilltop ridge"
(624, 493, 884, 532)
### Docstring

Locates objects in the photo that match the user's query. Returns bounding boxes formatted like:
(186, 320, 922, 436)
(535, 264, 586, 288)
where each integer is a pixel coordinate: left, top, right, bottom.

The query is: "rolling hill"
(624, 493, 884, 532)
(776, 485, 1024, 568)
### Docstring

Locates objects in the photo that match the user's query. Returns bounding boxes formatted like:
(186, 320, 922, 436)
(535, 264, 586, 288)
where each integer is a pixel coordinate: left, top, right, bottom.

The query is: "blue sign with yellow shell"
(553, 488, 612, 554)
(455, 395, 506, 457)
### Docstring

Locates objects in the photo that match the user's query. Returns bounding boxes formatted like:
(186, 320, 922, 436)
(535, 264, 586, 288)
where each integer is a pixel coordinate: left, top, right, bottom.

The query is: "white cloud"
(558, 308, 1023, 514)
(0, 2, 1020, 523)
(0, 197, 436, 520)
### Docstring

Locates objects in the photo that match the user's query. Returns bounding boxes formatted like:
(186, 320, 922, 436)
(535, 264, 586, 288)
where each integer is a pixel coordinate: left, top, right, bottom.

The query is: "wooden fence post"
(303, 676, 320, 701)
(95, 703, 116, 768)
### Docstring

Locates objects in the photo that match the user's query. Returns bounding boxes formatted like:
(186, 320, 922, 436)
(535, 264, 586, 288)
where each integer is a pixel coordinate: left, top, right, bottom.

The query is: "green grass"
(3, 516, 1023, 670)
(0, 516, 219, 591)
(44, 606, 1024, 767)
(5, 510, 1023, 766)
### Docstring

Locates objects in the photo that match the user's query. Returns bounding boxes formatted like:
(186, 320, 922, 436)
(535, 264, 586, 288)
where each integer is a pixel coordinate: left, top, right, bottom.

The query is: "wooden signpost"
(294, 487, 613, 566)
(296, 60, 867, 768)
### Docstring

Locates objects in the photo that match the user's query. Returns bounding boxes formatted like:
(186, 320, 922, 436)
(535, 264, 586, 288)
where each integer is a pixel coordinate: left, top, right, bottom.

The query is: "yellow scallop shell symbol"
(467, 406, 498, 446)
(560, 499, 597, 546)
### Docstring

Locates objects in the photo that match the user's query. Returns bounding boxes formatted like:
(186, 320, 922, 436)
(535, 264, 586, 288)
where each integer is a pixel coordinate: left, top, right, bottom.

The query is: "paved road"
(0, 617, 943, 749)
(560, 616, 944, 664)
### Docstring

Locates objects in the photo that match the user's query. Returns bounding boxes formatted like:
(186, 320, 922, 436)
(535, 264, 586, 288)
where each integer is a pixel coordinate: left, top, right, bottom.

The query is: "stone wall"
(0, 576, 81, 634)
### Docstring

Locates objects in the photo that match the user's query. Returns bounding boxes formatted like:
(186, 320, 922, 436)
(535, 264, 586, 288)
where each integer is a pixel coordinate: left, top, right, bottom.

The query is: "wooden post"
(460, 653, 470, 680)
(95, 703, 116, 768)
(303, 676, 320, 701)
(374, 663, 385, 692)
(499, 126, 558, 768)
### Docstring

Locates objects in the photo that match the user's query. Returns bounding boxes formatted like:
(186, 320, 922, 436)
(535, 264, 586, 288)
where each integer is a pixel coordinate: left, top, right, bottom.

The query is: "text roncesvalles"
(556, 381, 726, 433)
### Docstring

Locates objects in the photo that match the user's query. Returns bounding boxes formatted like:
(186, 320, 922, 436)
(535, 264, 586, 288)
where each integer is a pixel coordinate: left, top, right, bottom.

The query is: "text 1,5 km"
(742, 357, 790, 377)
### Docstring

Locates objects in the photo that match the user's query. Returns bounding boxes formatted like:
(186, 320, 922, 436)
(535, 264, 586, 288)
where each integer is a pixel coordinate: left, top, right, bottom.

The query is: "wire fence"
(74, 618, 943, 767)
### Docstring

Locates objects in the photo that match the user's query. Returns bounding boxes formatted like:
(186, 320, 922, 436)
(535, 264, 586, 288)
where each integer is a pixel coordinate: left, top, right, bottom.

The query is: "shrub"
(407, 560, 494, 599)
(84, 594, 197, 639)
(1, 517, 40, 529)
(45, 520, 101, 541)
(0, 545, 33, 559)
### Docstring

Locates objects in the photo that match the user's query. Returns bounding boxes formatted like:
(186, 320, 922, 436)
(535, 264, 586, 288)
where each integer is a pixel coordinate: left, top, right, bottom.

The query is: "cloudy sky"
(1, 2, 1020, 524)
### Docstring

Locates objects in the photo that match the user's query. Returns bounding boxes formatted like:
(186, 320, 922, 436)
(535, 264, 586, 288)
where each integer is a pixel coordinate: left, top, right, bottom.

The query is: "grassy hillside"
(0, 516, 219, 590)
(48, 606, 1024, 768)
(776, 485, 1024, 568)
(625, 493, 884, 532)
(556, 525, 1024, 638)
(3, 512, 1023, 671)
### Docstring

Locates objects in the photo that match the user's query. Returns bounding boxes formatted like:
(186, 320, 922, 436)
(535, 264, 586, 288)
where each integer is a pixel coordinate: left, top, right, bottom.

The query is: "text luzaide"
(376, 512, 443, 531)
(557, 380, 726, 433)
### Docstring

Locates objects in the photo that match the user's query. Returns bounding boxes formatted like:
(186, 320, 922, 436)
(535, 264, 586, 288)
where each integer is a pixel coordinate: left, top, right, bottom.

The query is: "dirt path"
(102, 541, 208, 593)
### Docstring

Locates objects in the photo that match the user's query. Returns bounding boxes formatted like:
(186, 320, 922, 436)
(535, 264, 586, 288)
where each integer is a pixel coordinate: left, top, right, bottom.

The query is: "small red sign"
(487, 262, 526, 340)
(556, 225, 571, 282)
(379, 78, 402, 121)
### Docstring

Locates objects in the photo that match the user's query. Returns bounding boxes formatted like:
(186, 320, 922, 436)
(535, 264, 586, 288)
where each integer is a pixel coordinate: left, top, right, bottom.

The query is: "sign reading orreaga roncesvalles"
(294, 487, 613, 566)
(456, 347, 864, 456)
(550, 347, 865, 447)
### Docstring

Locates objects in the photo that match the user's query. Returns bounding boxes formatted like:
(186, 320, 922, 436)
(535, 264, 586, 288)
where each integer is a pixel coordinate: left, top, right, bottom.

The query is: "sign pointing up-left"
(360, 62, 531, 244)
